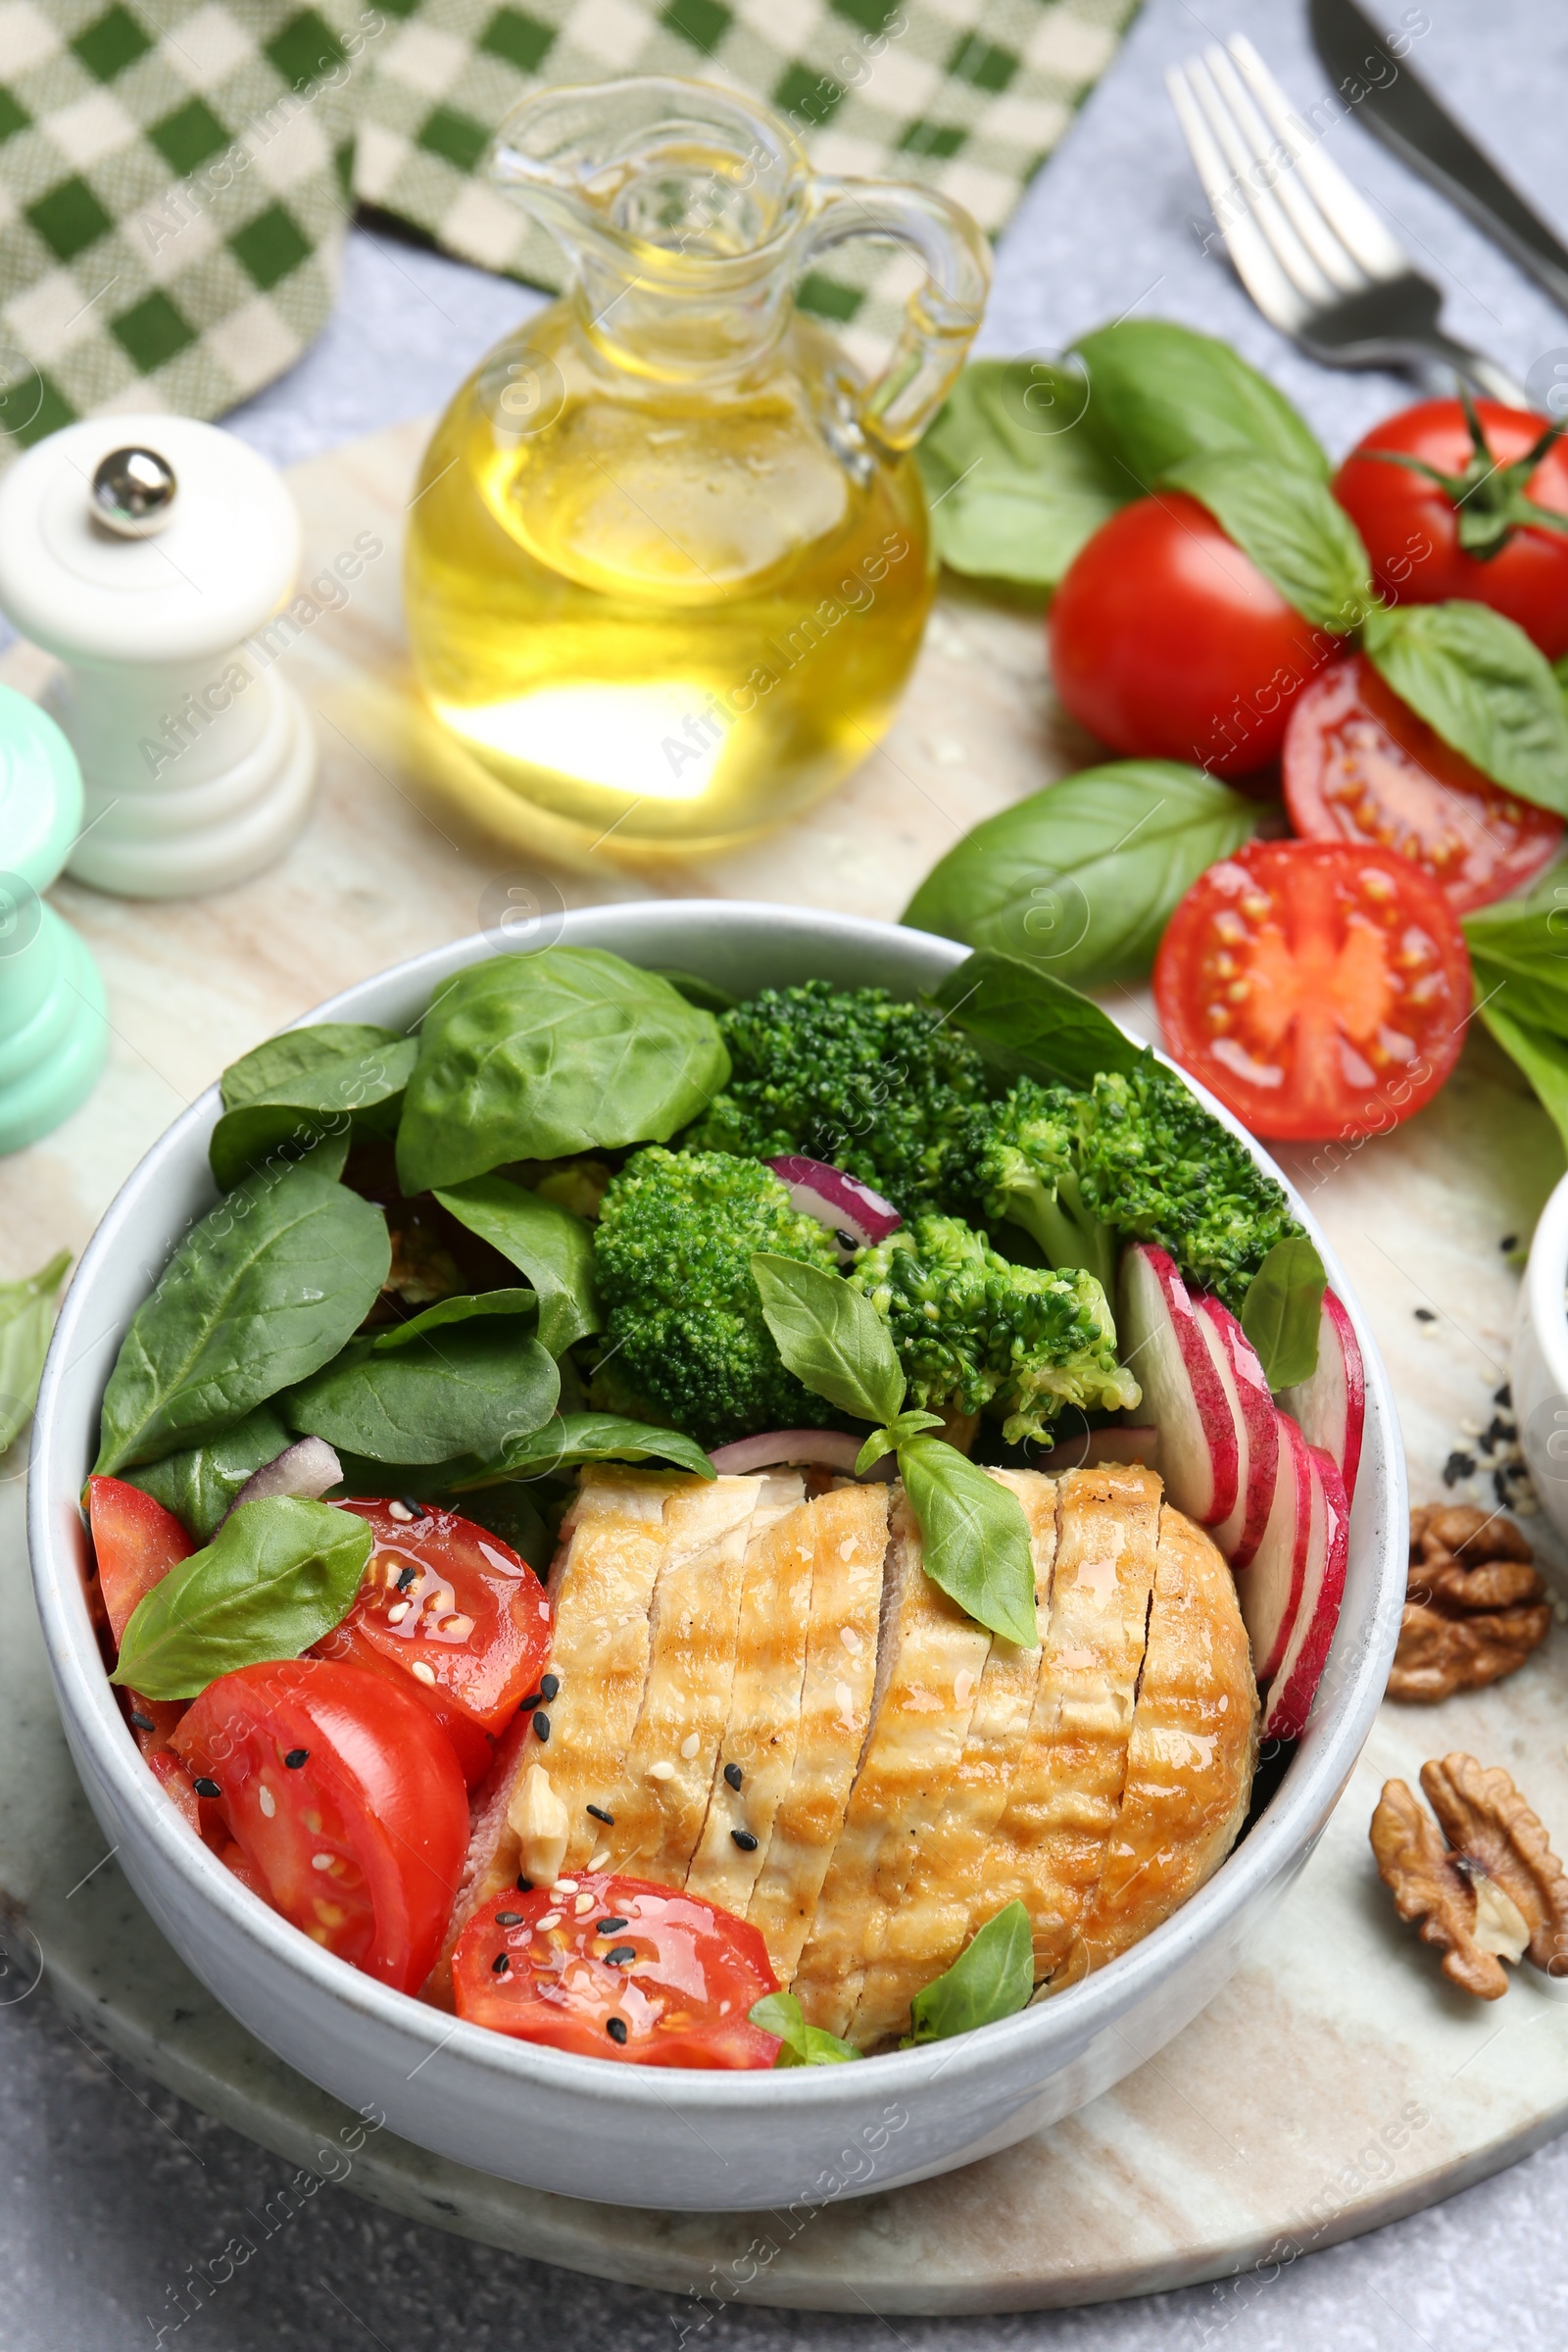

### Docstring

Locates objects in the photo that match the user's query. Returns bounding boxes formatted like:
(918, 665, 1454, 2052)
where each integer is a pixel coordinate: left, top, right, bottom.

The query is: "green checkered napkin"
(0, 0, 1139, 458)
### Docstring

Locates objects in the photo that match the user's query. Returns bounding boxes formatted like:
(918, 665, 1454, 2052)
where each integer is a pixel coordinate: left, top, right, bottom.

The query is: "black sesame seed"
(606, 2017, 628, 2045)
(1414, 1307, 1437, 1323)
(730, 1828, 759, 1852)
(401, 1496, 427, 1518)
(1495, 1384, 1513, 1409)
(1500, 1236, 1518, 1253)
(492, 1952, 511, 1976)
(284, 1747, 309, 1769)
(517, 1692, 541, 1712)
(835, 1230, 858, 1252)
(516, 1876, 534, 1893)
(533, 1711, 551, 1741)
(129, 1710, 155, 1732)
(496, 1911, 523, 1927)
(1494, 1468, 1511, 1507)
(396, 1566, 417, 1592)
(605, 1943, 637, 1966)
(193, 1777, 220, 1799)
(540, 1673, 560, 1701)
(587, 1803, 614, 1825)
(1443, 1451, 1476, 1487)
(1484, 1416, 1511, 1451)
(596, 1916, 629, 1935)
(723, 1763, 743, 1791)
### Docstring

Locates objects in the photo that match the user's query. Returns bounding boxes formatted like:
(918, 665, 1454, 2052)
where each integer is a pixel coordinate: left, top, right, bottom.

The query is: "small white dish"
(1513, 1168, 1568, 1541)
(27, 903, 1406, 2212)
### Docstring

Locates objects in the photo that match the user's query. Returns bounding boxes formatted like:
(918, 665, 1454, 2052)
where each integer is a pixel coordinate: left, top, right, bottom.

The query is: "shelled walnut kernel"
(1370, 1752, 1568, 1999)
(1389, 1506, 1551, 1702)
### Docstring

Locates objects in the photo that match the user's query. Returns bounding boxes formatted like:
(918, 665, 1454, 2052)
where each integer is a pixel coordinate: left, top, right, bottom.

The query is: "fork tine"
(1225, 35, 1410, 283)
(1166, 64, 1308, 335)
(1184, 56, 1339, 311)
(1202, 44, 1366, 296)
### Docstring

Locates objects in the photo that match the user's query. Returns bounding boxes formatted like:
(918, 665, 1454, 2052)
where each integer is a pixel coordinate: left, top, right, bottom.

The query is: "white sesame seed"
(536, 1911, 562, 1931)
(386, 1600, 410, 1624)
(552, 1879, 579, 1895)
(648, 1760, 675, 1782)
(680, 1732, 700, 1760)
(839, 1625, 862, 1654)
(574, 1892, 595, 1916)
(444, 1614, 474, 1641)
(258, 1785, 276, 1818)
(719, 1999, 731, 2016)
(588, 1849, 611, 1871)
(388, 1500, 414, 1522)
(384, 1561, 403, 1588)
(834, 1680, 854, 1716)
(311, 1852, 333, 1872)
(411, 1660, 437, 1686)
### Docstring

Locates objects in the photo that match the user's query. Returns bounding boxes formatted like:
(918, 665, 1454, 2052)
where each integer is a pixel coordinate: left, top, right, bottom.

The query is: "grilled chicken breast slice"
(746, 1481, 890, 1984)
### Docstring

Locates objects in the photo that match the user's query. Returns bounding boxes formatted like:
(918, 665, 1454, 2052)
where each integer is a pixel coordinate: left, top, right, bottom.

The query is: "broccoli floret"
(684, 982, 993, 1213)
(961, 1077, 1118, 1298)
(591, 1148, 843, 1448)
(848, 1213, 1140, 1446)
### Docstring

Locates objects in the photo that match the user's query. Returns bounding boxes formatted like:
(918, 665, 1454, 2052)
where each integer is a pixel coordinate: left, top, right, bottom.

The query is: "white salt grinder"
(0, 414, 315, 899)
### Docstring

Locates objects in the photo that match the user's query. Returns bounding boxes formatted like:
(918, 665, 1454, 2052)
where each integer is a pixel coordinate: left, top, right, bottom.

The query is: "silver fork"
(1168, 34, 1526, 404)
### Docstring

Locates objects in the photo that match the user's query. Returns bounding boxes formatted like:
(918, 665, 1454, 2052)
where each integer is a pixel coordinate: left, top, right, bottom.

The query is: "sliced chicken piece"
(1062, 1503, 1257, 1979)
(791, 1489, 994, 2041)
(849, 1469, 1057, 2046)
(983, 1461, 1161, 1986)
(685, 1483, 814, 1917)
(746, 1482, 889, 1983)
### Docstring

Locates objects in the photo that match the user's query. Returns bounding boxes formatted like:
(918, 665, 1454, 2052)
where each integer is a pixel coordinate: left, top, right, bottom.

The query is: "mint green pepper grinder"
(0, 681, 107, 1152)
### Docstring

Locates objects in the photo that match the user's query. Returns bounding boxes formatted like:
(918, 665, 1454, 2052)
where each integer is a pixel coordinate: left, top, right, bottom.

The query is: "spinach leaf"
(1241, 1236, 1326, 1390)
(750, 1254, 906, 1425)
(95, 1163, 390, 1477)
(749, 1990, 859, 2066)
(432, 1175, 600, 1355)
(211, 1024, 416, 1191)
(1362, 602, 1568, 813)
(124, 1401, 294, 1542)
(932, 949, 1143, 1089)
(285, 1323, 559, 1466)
(1072, 320, 1327, 486)
(111, 1495, 372, 1701)
(0, 1247, 70, 1454)
(396, 950, 731, 1193)
(915, 360, 1128, 590)
(897, 1437, 1039, 1648)
(904, 762, 1260, 988)
(1160, 452, 1373, 635)
(442, 1411, 715, 1490)
(370, 1289, 537, 1349)
(905, 1900, 1035, 2044)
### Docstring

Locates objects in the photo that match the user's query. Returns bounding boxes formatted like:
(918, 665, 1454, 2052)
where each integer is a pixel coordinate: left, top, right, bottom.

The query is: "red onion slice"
(765, 1156, 901, 1256)
(220, 1438, 344, 1527)
(709, 1430, 896, 1481)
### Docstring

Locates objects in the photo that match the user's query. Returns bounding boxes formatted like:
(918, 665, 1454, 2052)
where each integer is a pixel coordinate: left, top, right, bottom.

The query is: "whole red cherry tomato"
(1154, 839, 1472, 1141)
(452, 1874, 782, 2068)
(1333, 400, 1568, 656)
(1284, 653, 1563, 912)
(1049, 493, 1333, 777)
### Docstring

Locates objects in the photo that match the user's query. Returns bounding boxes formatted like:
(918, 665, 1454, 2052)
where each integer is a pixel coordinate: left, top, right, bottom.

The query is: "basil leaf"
(432, 1176, 600, 1356)
(749, 1990, 859, 2066)
(856, 1409, 944, 1476)
(285, 1323, 560, 1467)
(751, 1253, 905, 1426)
(933, 949, 1143, 1090)
(905, 1899, 1035, 2044)
(1362, 602, 1568, 813)
(1471, 993, 1568, 1152)
(1241, 1236, 1326, 1390)
(396, 950, 731, 1193)
(1160, 453, 1373, 636)
(1072, 319, 1327, 486)
(442, 1411, 715, 1490)
(124, 1401, 293, 1542)
(915, 360, 1128, 590)
(896, 1436, 1038, 1647)
(95, 1163, 391, 1477)
(904, 761, 1260, 989)
(649, 968, 738, 1014)
(111, 1495, 372, 1702)
(370, 1289, 538, 1349)
(211, 1025, 416, 1191)
(0, 1247, 70, 1454)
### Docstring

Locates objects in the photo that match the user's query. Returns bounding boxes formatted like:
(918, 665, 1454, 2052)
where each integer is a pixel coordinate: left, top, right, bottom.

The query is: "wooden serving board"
(5, 418, 1568, 2315)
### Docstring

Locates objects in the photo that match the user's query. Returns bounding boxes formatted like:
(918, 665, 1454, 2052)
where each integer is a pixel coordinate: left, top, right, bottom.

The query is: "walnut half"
(1371, 1752, 1568, 1999)
(1389, 1506, 1551, 1703)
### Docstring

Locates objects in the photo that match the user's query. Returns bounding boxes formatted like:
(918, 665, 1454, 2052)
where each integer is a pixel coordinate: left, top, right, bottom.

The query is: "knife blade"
(1309, 0, 1568, 320)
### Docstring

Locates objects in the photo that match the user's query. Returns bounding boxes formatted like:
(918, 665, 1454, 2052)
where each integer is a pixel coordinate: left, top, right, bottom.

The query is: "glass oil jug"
(404, 76, 989, 858)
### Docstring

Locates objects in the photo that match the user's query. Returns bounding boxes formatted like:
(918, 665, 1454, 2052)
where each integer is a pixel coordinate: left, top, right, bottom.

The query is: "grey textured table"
(8, 2, 1568, 2345)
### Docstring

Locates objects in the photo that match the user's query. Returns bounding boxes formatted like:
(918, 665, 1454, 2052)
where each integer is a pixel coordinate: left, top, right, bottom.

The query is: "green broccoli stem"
(1001, 1171, 1118, 1298)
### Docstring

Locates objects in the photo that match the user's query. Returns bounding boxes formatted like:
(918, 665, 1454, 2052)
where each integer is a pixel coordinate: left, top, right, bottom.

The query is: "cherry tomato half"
(1334, 400, 1568, 657)
(1283, 653, 1563, 912)
(1153, 840, 1473, 1141)
(315, 1501, 553, 1787)
(452, 1875, 782, 2069)
(172, 1657, 468, 1991)
(88, 1476, 194, 1647)
(1049, 493, 1333, 777)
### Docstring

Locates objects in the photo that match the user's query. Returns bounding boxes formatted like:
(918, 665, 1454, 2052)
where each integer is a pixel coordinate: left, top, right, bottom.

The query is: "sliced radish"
(1260, 1445, 1349, 1742)
(1278, 1290, 1365, 1507)
(1033, 1425, 1161, 1475)
(765, 1157, 902, 1257)
(707, 1430, 896, 1480)
(1196, 1294, 1279, 1569)
(1116, 1244, 1239, 1527)
(1236, 1410, 1312, 1686)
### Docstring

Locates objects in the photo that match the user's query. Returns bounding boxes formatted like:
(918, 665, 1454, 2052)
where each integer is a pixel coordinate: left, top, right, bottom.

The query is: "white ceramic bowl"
(29, 904, 1406, 2212)
(1513, 1168, 1568, 1541)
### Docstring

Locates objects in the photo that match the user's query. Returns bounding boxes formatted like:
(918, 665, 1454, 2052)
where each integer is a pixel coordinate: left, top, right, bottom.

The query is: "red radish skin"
(1279, 1291, 1365, 1506)
(764, 1157, 902, 1253)
(1196, 1296, 1279, 1569)
(1260, 1446, 1349, 1742)
(1192, 1304, 1250, 1560)
(1033, 1426, 1161, 1476)
(1116, 1245, 1240, 1527)
(1236, 1411, 1313, 1685)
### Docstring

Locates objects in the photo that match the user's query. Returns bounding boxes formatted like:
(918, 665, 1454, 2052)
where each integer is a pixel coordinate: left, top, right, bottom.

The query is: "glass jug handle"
(799, 180, 991, 451)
